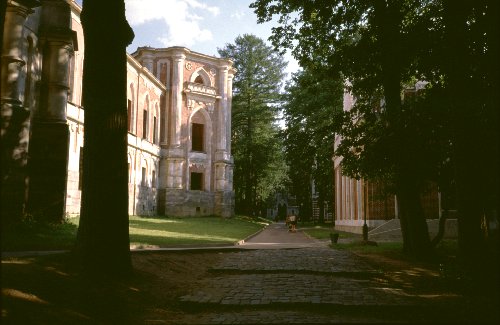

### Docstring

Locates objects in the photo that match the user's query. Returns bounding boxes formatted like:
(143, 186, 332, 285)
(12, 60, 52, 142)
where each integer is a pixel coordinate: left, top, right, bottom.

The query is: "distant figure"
(278, 203, 287, 221)
(288, 210, 297, 232)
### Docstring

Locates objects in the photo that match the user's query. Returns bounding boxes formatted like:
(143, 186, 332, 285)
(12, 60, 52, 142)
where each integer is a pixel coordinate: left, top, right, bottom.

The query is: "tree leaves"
(218, 34, 288, 215)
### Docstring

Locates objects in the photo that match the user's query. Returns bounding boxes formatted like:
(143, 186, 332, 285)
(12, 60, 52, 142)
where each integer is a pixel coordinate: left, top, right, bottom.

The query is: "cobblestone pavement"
(157, 223, 475, 324)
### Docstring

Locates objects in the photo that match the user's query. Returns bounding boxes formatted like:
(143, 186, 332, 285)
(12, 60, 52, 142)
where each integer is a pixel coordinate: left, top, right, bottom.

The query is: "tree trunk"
(374, 0, 432, 258)
(443, 1, 498, 280)
(75, 0, 134, 276)
(396, 177, 431, 258)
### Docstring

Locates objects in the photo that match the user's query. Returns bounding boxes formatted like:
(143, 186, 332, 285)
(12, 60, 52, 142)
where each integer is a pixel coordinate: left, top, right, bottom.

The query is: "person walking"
(288, 210, 297, 232)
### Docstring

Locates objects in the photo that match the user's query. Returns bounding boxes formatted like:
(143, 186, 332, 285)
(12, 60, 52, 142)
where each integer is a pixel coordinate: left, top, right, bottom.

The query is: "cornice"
(126, 53, 167, 91)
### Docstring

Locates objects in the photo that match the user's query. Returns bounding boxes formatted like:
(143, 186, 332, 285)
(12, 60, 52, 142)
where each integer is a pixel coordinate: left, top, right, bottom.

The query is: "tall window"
(143, 109, 148, 139)
(191, 172, 203, 191)
(141, 167, 146, 186)
(152, 170, 156, 188)
(129, 84, 135, 133)
(78, 147, 84, 190)
(127, 99, 133, 132)
(153, 116, 157, 144)
(192, 123, 204, 151)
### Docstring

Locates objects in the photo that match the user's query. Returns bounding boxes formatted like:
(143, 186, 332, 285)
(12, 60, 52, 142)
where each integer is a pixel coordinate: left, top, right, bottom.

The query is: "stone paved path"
(166, 223, 470, 324)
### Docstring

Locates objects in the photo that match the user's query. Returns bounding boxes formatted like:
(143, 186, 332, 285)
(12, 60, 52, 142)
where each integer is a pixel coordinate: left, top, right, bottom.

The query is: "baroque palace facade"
(2, 0, 235, 219)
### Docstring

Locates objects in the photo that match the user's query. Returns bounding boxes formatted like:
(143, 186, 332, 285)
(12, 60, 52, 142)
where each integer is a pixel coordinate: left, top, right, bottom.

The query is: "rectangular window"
(128, 99, 132, 132)
(78, 147, 84, 190)
(143, 110, 148, 139)
(192, 123, 204, 151)
(153, 116, 157, 144)
(152, 170, 156, 188)
(191, 172, 203, 191)
(142, 167, 146, 187)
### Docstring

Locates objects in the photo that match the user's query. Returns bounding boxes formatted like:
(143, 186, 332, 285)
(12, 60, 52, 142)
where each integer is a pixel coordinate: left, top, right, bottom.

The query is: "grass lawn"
(1, 215, 270, 252)
(302, 226, 359, 240)
(128, 215, 269, 247)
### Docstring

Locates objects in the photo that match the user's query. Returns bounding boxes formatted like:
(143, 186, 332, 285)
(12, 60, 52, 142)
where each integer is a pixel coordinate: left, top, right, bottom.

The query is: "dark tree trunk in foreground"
(76, 0, 134, 276)
(443, 0, 499, 281)
(374, 0, 431, 258)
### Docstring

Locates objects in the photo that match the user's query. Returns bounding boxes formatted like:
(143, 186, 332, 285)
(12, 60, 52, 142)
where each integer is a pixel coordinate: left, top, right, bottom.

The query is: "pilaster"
(226, 68, 235, 154)
(217, 64, 229, 151)
(0, 0, 40, 226)
(170, 51, 185, 147)
(27, 0, 76, 222)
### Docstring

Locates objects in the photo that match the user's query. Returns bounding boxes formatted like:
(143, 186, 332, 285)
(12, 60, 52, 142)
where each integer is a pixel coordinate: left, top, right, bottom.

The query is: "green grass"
(128, 215, 269, 247)
(1, 215, 270, 251)
(302, 227, 359, 240)
(1, 219, 79, 251)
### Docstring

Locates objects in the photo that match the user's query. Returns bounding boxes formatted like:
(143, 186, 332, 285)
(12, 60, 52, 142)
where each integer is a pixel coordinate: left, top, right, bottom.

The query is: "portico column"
(226, 68, 235, 154)
(27, 0, 76, 222)
(0, 0, 40, 227)
(170, 52, 185, 147)
(217, 64, 228, 151)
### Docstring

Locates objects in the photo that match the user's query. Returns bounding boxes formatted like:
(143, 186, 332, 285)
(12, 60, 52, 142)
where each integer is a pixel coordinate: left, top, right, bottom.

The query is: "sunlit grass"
(2, 215, 270, 251)
(303, 227, 359, 240)
(128, 215, 268, 246)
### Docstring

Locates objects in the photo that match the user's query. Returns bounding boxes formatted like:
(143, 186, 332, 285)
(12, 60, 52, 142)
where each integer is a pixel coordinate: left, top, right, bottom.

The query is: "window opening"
(153, 116, 157, 144)
(194, 75, 204, 84)
(143, 109, 148, 139)
(192, 123, 204, 152)
(191, 172, 203, 191)
(128, 99, 132, 132)
(78, 147, 83, 190)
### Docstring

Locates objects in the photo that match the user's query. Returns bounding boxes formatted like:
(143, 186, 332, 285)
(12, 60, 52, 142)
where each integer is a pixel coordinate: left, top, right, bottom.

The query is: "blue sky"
(75, 0, 299, 78)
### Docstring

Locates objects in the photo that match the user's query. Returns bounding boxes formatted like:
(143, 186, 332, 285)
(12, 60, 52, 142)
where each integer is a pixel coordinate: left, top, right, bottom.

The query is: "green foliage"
(251, 0, 499, 264)
(251, 0, 497, 194)
(218, 34, 289, 215)
(282, 68, 344, 219)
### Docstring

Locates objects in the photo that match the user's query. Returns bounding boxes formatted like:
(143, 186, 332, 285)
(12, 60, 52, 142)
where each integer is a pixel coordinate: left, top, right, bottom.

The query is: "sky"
(75, 0, 299, 78)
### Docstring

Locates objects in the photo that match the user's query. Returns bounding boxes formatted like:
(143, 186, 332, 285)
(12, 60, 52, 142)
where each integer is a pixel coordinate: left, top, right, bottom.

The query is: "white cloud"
(230, 11, 245, 20)
(125, 0, 219, 47)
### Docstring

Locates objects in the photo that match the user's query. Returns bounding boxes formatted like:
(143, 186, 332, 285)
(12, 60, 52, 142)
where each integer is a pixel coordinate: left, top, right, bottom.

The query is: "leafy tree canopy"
(218, 34, 288, 215)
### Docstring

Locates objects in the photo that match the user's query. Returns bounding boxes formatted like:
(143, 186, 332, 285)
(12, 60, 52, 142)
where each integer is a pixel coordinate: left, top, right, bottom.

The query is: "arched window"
(143, 96, 149, 140)
(191, 110, 206, 152)
(194, 75, 204, 84)
(128, 84, 135, 132)
(192, 123, 204, 151)
(153, 102, 159, 144)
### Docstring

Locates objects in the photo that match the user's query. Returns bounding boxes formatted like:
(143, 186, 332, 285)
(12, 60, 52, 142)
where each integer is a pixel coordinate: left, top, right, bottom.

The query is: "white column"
(1, 2, 34, 108)
(217, 65, 229, 151)
(170, 52, 185, 147)
(226, 69, 235, 153)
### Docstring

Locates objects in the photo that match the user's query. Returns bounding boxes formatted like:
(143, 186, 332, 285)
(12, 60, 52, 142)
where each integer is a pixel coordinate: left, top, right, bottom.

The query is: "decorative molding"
(184, 81, 216, 96)
(185, 62, 193, 70)
(183, 81, 220, 113)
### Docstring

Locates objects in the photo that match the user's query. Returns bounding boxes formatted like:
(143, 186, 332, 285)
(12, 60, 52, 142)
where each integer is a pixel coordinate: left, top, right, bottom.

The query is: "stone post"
(170, 51, 185, 147)
(226, 67, 235, 154)
(217, 64, 228, 151)
(27, 0, 75, 222)
(0, 0, 40, 227)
